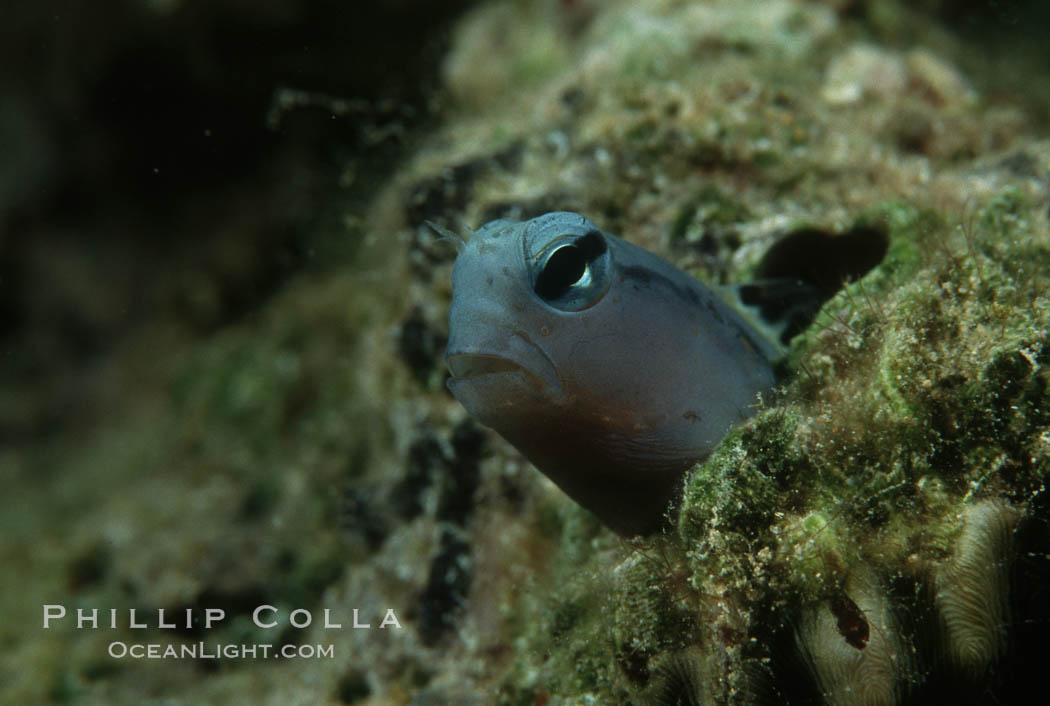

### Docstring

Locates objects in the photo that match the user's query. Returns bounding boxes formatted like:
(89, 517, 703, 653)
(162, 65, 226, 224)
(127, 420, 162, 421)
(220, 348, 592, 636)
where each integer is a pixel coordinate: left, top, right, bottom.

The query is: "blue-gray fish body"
(445, 212, 777, 535)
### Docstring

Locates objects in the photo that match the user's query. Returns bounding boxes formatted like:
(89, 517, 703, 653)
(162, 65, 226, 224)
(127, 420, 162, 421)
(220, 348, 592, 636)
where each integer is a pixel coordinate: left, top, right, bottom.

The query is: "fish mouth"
(445, 331, 564, 400)
(446, 353, 526, 381)
(446, 348, 564, 409)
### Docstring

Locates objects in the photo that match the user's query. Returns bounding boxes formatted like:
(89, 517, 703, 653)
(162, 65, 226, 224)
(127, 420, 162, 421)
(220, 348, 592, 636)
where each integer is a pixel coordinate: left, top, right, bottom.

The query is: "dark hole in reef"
(744, 224, 889, 343)
(417, 528, 472, 646)
(68, 543, 113, 591)
(436, 419, 485, 525)
(755, 225, 888, 300)
(397, 307, 448, 385)
(338, 486, 389, 551)
(617, 642, 651, 685)
(336, 669, 372, 704)
(393, 433, 444, 520)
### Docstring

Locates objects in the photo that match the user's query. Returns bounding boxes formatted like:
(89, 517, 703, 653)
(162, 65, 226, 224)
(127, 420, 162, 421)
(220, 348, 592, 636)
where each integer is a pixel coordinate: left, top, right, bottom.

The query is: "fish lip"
(446, 353, 526, 381)
(445, 331, 564, 398)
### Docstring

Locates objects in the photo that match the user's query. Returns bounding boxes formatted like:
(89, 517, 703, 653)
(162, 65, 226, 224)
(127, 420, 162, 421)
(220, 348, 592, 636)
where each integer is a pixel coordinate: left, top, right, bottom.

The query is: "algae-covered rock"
(3, 0, 1050, 704)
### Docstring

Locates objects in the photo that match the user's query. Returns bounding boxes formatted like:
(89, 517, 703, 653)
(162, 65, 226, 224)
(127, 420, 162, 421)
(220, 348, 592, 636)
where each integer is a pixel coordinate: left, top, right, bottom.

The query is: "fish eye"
(535, 245, 588, 298)
(533, 231, 610, 311)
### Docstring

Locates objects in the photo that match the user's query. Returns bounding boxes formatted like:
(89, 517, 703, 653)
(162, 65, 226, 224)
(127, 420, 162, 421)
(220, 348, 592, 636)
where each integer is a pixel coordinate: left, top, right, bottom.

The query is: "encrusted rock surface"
(3, 1, 1049, 704)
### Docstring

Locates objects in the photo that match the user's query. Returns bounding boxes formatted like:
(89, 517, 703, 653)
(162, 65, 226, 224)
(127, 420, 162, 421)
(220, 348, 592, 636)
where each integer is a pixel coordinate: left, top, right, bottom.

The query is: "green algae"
(670, 185, 753, 249)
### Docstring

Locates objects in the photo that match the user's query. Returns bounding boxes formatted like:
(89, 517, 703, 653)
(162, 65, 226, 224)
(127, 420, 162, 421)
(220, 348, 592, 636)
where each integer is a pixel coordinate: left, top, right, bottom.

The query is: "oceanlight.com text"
(107, 641, 335, 660)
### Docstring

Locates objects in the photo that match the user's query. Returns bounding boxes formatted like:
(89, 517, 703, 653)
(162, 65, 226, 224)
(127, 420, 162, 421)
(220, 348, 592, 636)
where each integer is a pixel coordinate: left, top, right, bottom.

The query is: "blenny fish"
(444, 211, 783, 536)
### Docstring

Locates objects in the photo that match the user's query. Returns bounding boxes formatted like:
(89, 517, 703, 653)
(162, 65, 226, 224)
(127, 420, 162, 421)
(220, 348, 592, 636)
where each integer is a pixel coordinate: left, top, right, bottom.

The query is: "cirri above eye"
(532, 230, 610, 311)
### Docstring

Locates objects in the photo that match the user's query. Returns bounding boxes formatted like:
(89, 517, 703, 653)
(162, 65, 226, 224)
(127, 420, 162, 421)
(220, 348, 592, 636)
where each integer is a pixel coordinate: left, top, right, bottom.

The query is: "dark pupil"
(535, 245, 587, 300)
